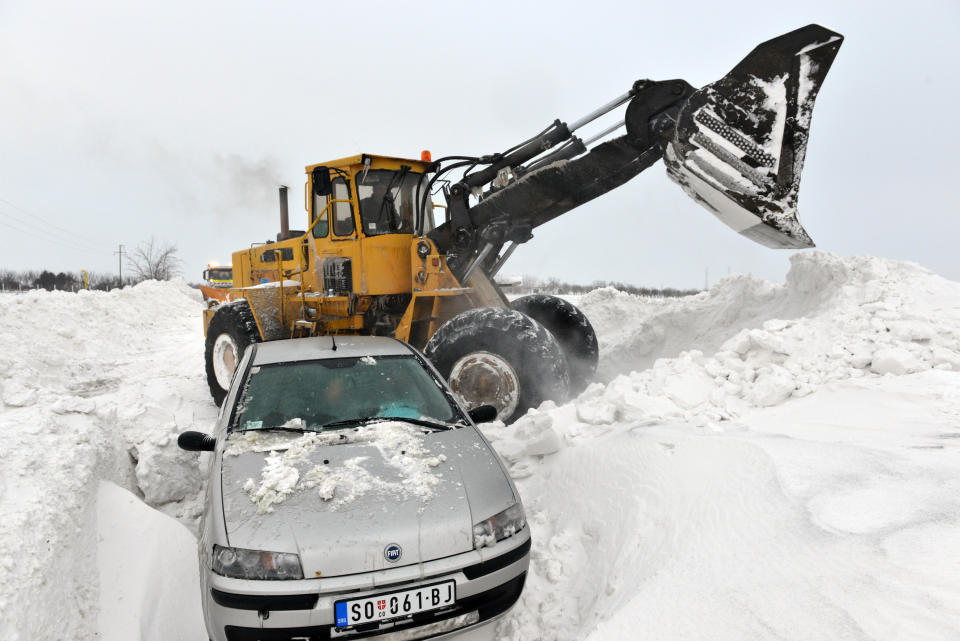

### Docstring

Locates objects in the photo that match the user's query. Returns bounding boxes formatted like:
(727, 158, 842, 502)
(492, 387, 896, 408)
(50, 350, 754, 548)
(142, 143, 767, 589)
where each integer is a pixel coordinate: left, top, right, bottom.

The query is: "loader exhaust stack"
(278, 185, 290, 241)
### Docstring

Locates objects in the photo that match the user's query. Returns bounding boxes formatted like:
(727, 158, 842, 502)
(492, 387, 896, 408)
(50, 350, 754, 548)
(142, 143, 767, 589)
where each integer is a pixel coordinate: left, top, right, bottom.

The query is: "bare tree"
(126, 237, 183, 282)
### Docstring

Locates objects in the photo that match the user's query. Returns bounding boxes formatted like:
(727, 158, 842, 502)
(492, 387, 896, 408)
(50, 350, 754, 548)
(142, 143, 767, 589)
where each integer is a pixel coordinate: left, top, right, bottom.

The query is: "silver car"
(179, 336, 530, 641)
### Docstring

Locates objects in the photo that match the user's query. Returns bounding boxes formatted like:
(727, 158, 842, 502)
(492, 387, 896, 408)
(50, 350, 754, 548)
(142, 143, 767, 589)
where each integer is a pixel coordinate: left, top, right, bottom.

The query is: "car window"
(233, 356, 460, 431)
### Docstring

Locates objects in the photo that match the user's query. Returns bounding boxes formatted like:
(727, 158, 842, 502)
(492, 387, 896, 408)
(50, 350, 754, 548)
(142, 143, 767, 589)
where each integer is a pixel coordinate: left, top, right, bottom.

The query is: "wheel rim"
(212, 333, 240, 390)
(448, 351, 520, 422)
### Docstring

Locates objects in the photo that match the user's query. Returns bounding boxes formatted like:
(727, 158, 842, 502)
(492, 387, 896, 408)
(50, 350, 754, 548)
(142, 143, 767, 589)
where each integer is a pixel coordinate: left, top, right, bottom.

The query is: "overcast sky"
(1, 0, 958, 289)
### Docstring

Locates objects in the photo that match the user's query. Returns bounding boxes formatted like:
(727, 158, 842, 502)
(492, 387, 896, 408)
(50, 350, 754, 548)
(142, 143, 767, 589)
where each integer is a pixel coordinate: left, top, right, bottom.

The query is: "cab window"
(331, 177, 354, 237)
(311, 193, 329, 238)
(261, 247, 294, 262)
(357, 169, 430, 236)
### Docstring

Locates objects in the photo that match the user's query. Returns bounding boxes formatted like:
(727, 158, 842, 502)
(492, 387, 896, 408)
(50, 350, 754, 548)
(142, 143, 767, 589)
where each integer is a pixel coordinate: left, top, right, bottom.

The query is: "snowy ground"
(1, 252, 958, 640)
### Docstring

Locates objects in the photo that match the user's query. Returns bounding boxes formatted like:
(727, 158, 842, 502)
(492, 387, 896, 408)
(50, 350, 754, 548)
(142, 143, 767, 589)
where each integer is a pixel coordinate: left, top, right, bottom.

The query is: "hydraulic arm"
(428, 24, 843, 282)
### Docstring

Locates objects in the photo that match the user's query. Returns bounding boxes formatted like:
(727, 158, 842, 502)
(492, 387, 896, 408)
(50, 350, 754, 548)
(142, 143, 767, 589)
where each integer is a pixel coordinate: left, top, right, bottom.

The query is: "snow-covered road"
(1, 252, 958, 640)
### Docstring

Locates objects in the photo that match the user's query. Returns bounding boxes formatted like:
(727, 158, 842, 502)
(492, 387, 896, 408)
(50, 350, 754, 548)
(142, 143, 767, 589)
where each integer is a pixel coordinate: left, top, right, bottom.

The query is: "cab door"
(308, 173, 363, 295)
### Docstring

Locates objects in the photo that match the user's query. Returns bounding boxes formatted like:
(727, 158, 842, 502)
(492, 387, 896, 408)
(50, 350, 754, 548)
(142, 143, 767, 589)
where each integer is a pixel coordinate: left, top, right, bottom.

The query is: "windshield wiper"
(320, 416, 380, 429)
(320, 416, 460, 431)
(237, 425, 307, 433)
(379, 416, 461, 431)
(378, 166, 411, 231)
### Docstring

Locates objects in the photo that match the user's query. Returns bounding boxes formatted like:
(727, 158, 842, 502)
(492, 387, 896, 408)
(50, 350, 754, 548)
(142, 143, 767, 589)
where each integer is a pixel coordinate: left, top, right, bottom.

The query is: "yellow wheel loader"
(204, 25, 843, 421)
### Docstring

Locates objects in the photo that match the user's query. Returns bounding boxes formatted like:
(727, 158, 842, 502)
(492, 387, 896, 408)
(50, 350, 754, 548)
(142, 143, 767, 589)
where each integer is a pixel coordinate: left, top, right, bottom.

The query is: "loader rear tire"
(424, 307, 570, 423)
(512, 294, 599, 394)
(204, 301, 261, 406)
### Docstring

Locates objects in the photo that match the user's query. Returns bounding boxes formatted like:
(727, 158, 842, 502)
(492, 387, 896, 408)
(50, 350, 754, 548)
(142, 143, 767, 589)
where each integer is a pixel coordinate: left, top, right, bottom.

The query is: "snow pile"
(230, 423, 448, 512)
(573, 252, 960, 425)
(481, 252, 960, 640)
(97, 481, 203, 640)
(488, 367, 960, 641)
(0, 281, 213, 641)
(3, 253, 960, 641)
(493, 253, 960, 474)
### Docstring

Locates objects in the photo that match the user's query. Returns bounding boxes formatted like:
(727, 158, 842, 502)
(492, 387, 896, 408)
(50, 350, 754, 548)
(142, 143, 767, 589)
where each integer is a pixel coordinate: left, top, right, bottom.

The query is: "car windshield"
(232, 356, 461, 431)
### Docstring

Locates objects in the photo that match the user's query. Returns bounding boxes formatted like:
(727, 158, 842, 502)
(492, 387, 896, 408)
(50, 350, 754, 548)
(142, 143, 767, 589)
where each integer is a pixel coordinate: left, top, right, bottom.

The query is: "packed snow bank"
(581, 252, 960, 382)
(486, 372, 960, 641)
(575, 252, 960, 424)
(482, 252, 960, 640)
(0, 281, 214, 641)
(97, 481, 204, 641)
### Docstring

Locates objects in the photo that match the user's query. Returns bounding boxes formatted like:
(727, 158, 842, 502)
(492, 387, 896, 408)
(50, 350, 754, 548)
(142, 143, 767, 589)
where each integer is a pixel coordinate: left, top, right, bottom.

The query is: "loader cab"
(307, 155, 434, 239)
(306, 154, 435, 297)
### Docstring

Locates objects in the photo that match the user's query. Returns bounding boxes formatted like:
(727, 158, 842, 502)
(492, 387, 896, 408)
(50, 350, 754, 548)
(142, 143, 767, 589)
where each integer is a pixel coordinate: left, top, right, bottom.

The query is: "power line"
(0, 205, 112, 254)
(0, 195, 107, 248)
(0, 212, 105, 254)
(0, 215, 107, 257)
(0, 205, 59, 235)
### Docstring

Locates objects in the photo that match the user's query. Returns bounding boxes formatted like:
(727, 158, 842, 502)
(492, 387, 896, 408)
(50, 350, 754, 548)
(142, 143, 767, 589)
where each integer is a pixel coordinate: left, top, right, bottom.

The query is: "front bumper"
(202, 533, 530, 641)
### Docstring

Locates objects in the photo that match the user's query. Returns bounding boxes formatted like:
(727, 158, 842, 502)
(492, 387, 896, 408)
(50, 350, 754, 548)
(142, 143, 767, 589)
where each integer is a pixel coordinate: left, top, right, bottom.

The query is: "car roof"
(251, 336, 414, 365)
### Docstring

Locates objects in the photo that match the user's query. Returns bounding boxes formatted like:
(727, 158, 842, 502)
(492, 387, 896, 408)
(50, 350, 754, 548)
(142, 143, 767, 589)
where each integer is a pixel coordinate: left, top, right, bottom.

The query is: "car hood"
(219, 423, 516, 578)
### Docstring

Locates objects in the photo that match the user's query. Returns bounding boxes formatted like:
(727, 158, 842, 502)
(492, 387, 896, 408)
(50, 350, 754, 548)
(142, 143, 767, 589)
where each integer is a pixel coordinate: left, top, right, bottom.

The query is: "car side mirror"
(312, 167, 332, 197)
(468, 404, 497, 424)
(178, 430, 217, 452)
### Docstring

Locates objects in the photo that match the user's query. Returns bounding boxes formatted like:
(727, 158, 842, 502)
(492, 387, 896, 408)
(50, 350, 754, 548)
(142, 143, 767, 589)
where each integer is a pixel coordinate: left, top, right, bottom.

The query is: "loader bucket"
(663, 24, 843, 248)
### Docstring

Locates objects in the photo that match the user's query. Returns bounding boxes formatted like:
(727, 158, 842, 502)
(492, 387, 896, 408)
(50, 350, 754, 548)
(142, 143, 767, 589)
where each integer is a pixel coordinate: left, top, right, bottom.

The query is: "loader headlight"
(473, 503, 526, 549)
(212, 545, 303, 580)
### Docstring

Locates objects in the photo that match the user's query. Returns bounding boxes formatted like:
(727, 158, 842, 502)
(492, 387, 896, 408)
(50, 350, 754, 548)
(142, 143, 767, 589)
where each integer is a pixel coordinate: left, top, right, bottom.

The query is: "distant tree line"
(0, 269, 129, 292)
(0, 238, 183, 293)
(509, 275, 700, 298)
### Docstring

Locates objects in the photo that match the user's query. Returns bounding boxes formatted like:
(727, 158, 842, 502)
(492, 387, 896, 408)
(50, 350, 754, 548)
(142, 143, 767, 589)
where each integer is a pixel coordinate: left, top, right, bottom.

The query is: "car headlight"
(212, 545, 303, 580)
(473, 503, 526, 549)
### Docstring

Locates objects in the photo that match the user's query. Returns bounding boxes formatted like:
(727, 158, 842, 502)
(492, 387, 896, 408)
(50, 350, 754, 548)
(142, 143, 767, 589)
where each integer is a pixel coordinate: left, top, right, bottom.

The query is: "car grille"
(222, 572, 526, 641)
(212, 589, 320, 611)
(462, 538, 531, 580)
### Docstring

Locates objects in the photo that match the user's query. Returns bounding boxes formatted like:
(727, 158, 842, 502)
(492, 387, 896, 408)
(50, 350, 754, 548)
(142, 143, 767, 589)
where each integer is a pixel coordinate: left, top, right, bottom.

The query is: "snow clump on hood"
(229, 422, 448, 512)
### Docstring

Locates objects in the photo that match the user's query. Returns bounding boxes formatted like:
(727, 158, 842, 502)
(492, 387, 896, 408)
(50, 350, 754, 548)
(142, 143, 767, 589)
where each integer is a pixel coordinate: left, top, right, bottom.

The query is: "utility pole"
(115, 244, 126, 287)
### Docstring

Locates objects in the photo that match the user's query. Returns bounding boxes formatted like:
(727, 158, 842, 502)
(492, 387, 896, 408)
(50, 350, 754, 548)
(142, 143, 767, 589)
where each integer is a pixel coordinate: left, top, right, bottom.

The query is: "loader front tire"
(204, 301, 261, 406)
(425, 307, 570, 423)
(512, 294, 598, 393)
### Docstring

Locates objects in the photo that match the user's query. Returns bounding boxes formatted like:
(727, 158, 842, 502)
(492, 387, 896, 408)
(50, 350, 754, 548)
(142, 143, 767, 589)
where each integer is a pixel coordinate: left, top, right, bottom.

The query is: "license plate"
(334, 580, 456, 627)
